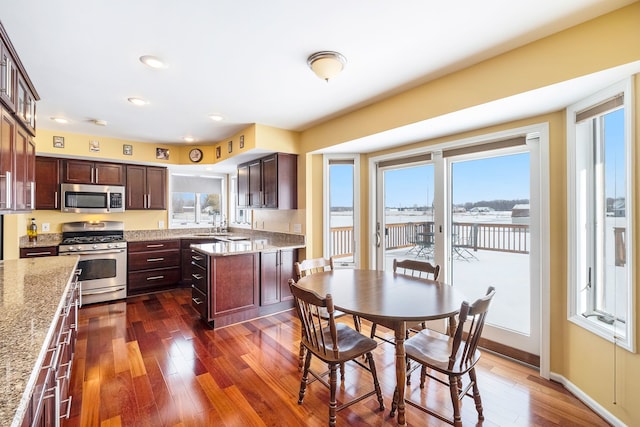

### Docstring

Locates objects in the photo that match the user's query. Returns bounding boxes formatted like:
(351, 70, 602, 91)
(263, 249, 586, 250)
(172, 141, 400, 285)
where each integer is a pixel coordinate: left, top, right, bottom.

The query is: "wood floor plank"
(64, 289, 610, 427)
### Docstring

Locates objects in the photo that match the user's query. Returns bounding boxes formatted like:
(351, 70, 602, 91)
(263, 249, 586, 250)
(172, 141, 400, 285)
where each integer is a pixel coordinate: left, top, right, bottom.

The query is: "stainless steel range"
(58, 221, 127, 305)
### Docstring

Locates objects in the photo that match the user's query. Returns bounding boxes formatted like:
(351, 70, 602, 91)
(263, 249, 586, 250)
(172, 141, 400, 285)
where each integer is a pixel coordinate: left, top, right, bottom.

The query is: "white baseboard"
(549, 372, 626, 427)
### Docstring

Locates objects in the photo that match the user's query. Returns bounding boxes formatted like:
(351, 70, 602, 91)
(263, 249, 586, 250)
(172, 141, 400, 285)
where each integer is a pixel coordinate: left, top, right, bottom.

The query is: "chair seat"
(404, 329, 480, 375)
(304, 323, 378, 363)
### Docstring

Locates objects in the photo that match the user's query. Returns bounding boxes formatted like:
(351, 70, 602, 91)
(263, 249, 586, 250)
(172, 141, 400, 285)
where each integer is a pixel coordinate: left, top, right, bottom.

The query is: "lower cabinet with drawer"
(191, 250, 260, 328)
(22, 269, 79, 427)
(20, 246, 58, 258)
(127, 240, 181, 295)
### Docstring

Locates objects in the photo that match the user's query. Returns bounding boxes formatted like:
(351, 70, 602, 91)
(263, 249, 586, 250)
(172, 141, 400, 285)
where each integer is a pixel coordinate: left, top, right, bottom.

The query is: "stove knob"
(93, 244, 98, 250)
(107, 243, 113, 249)
(68, 246, 76, 252)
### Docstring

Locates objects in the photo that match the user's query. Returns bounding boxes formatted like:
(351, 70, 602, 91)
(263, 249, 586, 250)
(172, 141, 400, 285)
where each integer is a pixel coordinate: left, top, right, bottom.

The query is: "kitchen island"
(0, 256, 80, 427)
(191, 239, 302, 328)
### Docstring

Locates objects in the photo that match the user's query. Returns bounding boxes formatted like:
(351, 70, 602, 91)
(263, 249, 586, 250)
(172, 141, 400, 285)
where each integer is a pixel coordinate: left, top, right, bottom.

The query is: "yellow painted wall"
(255, 124, 300, 154)
(296, 4, 640, 425)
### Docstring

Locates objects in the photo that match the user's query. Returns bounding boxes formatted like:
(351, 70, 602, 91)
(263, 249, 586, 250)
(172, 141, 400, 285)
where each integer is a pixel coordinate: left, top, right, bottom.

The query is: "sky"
(329, 152, 530, 208)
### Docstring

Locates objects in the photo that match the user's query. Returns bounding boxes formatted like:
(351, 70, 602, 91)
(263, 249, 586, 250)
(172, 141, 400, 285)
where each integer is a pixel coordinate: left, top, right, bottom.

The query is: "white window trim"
(566, 78, 635, 352)
(168, 171, 227, 229)
(323, 154, 361, 268)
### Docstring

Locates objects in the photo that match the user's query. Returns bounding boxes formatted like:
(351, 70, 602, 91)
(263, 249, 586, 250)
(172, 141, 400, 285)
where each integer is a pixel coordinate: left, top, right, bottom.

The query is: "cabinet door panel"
(145, 166, 166, 209)
(248, 160, 262, 208)
(213, 253, 258, 314)
(237, 163, 249, 207)
(260, 251, 279, 305)
(94, 162, 125, 185)
(279, 249, 296, 302)
(35, 157, 59, 209)
(126, 165, 146, 209)
(261, 155, 278, 208)
(0, 109, 15, 210)
(63, 160, 94, 184)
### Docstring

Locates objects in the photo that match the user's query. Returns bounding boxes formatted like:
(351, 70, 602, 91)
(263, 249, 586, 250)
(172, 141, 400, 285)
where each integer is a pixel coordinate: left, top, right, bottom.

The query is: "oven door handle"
(82, 287, 126, 296)
(59, 249, 126, 256)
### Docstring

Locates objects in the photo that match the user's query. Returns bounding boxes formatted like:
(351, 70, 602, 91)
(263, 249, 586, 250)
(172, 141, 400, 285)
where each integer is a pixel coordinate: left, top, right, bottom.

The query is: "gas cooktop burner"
(59, 220, 127, 253)
(61, 235, 125, 245)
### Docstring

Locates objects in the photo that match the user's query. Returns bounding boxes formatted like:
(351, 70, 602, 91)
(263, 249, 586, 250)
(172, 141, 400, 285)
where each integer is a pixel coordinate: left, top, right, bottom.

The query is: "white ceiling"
(0, 0, 637, 157)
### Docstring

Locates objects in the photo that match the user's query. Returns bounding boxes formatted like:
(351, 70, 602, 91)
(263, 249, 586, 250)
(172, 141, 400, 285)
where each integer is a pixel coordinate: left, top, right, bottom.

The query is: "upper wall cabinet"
(63, 159, 126, 186)
(0, 22, 39, 213)
(35, 157, 61, 209)
(126, 165, 166, 210)
(237, 153, 297, 209)
(0, 37, 16, 109)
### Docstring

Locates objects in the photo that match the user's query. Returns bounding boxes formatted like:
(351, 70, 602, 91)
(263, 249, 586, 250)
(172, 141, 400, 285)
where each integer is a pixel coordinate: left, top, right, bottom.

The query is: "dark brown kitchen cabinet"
(261, 153, 297, 209)
(0, 36, 16, 109)
(20, 246, 58, 258)
(180, 238, 216, 285)
(128, 240, 181, 295)
(63, 159, 125, 185)
(21, 270, 78, 427)
(0, 108, 15, 210)
(14, 125, 35, 211)
(126, 165, 166, 210)
(191, 251, 260, 328)
(260, 249, 297, 306)
(0, 22, 38, 214)
(236, 153, 297, 209)
(35, 157, 61, 209)
(15, 74, 36, 134)
(0, 107, 35, 212)
(237, 163, 249, 207)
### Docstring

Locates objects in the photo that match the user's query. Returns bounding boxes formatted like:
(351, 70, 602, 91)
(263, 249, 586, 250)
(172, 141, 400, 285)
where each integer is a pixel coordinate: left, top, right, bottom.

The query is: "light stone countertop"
(0, 256, 80, 427)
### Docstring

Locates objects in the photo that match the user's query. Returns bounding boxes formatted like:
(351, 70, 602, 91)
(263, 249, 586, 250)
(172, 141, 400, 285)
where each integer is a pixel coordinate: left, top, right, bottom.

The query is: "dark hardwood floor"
(64, 289, 609, 426)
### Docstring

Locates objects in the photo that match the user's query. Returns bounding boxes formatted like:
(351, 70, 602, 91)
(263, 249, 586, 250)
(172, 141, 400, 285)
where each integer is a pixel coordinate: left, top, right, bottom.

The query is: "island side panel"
(210, 253, 259, 327)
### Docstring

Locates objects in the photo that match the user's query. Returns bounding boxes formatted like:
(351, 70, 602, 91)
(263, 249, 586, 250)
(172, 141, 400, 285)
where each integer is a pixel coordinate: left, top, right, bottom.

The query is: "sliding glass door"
(448, 150, 538, 356)
(374, 133, 543, 361)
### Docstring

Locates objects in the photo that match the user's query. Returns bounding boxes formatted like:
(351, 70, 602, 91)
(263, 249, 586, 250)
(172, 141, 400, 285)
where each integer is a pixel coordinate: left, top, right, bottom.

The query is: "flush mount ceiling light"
(307, 51, 347, 82)
(183, 136, 195, 142)
(209, 114, 224, 122)
(139, 55, 167, 69)
(128, 97, 148, 106)
(51, 117, 68, 124)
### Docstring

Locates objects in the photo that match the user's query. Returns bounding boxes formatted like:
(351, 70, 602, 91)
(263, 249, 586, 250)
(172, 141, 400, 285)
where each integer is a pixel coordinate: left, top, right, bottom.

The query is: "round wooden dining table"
(295, 268, 466, 426)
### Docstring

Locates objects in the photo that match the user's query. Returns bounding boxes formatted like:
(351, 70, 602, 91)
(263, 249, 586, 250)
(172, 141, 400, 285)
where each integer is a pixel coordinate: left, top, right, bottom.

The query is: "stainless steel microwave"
(60, 183, 125, 213)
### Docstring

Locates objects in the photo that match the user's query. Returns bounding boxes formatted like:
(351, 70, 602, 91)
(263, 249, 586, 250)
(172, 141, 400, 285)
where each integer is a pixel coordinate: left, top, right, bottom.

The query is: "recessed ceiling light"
(183, 136, 195, 143)
(209, 114, 224, 122)
(51, 117, 68, 124)
(128, 97, 148, 106)
(139, 55, 167, 69)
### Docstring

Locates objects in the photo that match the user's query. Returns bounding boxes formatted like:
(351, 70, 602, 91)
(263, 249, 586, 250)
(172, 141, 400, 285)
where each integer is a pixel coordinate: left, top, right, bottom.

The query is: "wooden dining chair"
(391, 286, 496, 427)
(295, 257, 362, 330)
(288, 278, 385, 427)
(370, 258, 441, 345)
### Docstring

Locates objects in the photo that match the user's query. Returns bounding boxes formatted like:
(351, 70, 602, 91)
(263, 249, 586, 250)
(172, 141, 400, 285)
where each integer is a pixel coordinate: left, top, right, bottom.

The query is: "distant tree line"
(460, 199, 529, 211)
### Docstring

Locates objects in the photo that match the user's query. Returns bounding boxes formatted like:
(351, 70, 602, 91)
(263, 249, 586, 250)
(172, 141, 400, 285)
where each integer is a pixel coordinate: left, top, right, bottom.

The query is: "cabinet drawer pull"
(192, 273, 203, 280)
(60, 395, 73, 420)
(147, 257, 165, 262)
(26, 251, 53, 256)
(146, 244, 164, 248)
(146, 275, 165, 281)
(192, 297, 204, 305)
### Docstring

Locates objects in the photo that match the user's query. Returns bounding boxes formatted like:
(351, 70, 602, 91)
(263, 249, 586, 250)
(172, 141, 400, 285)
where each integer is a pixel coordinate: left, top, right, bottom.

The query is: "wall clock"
(189, 148, 203, 163)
